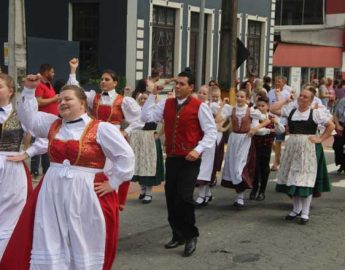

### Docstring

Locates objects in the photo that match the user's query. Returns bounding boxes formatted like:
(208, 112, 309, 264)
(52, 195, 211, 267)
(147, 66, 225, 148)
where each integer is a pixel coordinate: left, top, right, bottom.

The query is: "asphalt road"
(115, 149, 345, 270)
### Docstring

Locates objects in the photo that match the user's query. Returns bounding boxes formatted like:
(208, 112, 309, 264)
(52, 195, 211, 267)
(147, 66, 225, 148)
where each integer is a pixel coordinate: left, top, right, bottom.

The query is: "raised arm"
(141, 94, 166, 123)
(121, 96, 144, 136)
(18, 75, 58, 138)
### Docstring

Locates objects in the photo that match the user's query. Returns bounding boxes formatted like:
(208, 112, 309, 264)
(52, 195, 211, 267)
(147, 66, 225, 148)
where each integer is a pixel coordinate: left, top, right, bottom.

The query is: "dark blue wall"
(25, 0, 69, 40)
(2, 0, 127, 76)
(98, 0, 127, 75)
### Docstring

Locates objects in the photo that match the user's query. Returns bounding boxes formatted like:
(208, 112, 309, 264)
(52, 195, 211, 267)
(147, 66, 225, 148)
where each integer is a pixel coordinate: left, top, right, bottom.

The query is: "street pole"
(218, 0, 237, 105)
(8, 0, 16, 81)
(195, 0, 205, 90)
(8, 0, 27, 87)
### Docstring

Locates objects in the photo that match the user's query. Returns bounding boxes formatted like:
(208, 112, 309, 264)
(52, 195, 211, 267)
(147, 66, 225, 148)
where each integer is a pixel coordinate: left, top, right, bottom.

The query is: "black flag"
(236, 38, 250, 69)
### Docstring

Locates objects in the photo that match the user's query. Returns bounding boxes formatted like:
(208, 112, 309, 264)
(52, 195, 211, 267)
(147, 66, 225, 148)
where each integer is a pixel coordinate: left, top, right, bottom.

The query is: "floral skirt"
(276, 134, 317, 197)
(130, 130, 164, 187)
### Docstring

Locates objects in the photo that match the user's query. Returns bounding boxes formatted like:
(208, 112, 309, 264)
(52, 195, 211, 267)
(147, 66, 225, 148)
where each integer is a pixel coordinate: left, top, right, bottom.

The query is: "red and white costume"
(0, 88, 134, 270)
(0, 103, 47, 260)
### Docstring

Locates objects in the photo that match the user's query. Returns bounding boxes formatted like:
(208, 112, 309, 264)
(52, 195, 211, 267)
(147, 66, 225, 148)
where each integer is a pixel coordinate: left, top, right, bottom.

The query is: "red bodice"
(92, 93, 124, 124)
(231, 107, 251, 133)
(48, 119, 106, 169)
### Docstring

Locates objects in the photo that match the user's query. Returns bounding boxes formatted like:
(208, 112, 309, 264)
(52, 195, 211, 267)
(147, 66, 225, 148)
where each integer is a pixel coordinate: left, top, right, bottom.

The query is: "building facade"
(273, 0, 345, 93)
(0, 0, 274, 88)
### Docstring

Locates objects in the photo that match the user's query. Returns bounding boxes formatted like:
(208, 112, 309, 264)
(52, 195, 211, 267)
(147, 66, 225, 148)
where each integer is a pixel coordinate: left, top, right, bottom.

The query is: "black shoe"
(285, 211, 301, 221)
(285, 214, 297, 221)
(256, 193, 265, 201)
(249, 192, 257, 200)
(138, 193, 145, 200)
(233, 201, 244, 208)
(194, 197, 207, 208)
(299, 218, 309, 225)
(183, 237, 197, 257)
(142, 195, 152, 204)
(165, 238, 185, 249)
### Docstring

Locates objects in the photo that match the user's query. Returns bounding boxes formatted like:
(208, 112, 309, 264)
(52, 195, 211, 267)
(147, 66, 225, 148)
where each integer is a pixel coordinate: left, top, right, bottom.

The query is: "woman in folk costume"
(0, 75, 134, 270)
(270, 86, 334, 224)
(67, 58, 141, 207)
(276, 87, 332, 199)
(130, 91, 164, 204)
(333, 97, 345, 174)
(0, 74, 48, 260)
(221, 89, 270, 208)
(194, 85, 216, 206)
(209, 87, 232, 187)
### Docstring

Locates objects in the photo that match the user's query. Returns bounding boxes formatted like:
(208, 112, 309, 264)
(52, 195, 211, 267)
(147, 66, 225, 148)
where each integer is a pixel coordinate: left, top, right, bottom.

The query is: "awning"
(273, 43, 343, 68)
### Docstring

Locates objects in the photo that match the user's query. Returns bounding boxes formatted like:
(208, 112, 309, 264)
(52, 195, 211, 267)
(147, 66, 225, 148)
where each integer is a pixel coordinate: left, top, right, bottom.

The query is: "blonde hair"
(0, 73, 16, 101)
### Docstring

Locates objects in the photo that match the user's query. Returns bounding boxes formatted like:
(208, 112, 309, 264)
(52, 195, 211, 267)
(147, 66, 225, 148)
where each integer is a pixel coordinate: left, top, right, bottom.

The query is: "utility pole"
(195, 0, 205, 90)
(8, 0, 27, 86)
(218, 0, 237, 105)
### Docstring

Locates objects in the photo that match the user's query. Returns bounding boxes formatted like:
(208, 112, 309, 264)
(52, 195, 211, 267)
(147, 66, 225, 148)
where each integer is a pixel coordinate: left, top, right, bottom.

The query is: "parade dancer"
(0, 75, 134, 270)
(0, 74, 47, 260)
(194, 85, 216, 207)
(221, 89, 270, 208)
(250, 96, 285, 201)
(141, 69, 217, 257)
(271, 86, 334, 224)
(68, 58, 142, 208)
(130, 92, 164, 204)
(209, 87, 232, 187)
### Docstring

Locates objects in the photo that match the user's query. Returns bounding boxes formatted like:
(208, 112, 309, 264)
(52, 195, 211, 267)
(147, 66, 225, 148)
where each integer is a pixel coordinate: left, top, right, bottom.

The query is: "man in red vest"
(141, 69, 217, 257)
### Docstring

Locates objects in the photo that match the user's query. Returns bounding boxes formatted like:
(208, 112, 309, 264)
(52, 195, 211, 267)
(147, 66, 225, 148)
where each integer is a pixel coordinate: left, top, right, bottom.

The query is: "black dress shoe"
(183, 237, 197, 257)
(138, 193, 145, 200)
(165, 239, 185, 249)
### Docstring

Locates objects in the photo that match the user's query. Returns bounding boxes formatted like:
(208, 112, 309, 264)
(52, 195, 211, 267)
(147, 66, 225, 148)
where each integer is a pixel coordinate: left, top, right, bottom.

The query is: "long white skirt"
(277, 134, 317, 188)
(0, 156, 27, 260)
(30, 162, 106, 270)
(197, 141, 216, 182)
(222, 133, 252, 185)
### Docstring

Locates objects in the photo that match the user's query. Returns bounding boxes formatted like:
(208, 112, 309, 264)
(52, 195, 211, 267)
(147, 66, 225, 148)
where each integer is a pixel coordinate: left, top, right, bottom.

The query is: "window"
(246, 21, 262, 77)
(272, 67, 290, 83)
(189, 12, 208, 83)
(73, 3, 99, 84)
(151, 6, 176, 78)
(275, 0, 324, 26)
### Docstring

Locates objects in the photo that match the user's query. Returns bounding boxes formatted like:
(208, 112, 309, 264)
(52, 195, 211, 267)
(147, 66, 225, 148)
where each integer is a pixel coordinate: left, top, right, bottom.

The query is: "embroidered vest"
(48, 119, 106, 168)
(92, 93, 125, 124)
(0, 110, 24, 152)
(163, 97, 203, 156)
(231, 107, 251, 133)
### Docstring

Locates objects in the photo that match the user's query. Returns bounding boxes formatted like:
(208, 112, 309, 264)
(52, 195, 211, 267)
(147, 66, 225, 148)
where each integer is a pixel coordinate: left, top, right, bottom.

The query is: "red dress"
(0, 119, 123, 270)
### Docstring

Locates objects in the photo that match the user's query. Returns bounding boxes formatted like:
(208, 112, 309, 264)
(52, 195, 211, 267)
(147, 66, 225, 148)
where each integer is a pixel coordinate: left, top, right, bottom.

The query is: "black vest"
(288, 108, 318, 135)
(0, 110, 24, 152)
